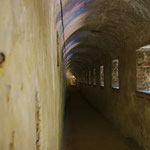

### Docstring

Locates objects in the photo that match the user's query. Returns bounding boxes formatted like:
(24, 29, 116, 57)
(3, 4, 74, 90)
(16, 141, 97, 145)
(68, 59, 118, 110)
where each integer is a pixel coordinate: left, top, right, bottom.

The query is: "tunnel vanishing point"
(0, 0, 150, 150)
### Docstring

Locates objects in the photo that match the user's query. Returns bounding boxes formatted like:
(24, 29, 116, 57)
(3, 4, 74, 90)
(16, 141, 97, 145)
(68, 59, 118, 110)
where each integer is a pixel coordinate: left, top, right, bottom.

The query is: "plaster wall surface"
(0, 0, 64, 150)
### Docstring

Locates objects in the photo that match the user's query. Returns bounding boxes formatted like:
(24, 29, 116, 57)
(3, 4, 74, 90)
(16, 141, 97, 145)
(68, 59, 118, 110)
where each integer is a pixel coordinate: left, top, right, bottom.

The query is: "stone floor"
(62, 86, 141, 150)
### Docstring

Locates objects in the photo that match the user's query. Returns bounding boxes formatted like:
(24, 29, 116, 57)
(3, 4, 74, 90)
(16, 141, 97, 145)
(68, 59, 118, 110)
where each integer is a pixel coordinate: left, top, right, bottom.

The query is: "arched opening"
(136, 45, 150, 94)
(112, 59, 119, 89)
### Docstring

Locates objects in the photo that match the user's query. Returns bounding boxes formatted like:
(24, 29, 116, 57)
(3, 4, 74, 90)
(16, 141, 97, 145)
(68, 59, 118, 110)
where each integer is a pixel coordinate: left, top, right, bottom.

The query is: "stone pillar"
(104, 54, 112, 92)
(91, 68, 94, 86)
(89, 68, 92, 86)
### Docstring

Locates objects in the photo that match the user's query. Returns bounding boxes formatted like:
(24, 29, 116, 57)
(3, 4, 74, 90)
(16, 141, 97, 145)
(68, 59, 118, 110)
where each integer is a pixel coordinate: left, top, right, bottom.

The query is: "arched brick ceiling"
(55, 0, 150, 78)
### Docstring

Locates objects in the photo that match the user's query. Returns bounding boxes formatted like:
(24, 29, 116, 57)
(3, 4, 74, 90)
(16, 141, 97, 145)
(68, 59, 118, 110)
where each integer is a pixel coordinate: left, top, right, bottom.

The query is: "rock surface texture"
(137, 47, 150, 91)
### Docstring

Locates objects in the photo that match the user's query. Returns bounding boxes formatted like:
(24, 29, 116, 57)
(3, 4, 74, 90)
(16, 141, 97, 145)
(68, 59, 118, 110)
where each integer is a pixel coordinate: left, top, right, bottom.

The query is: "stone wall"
(137, 47, 150, 91)
(112, 59, 119, 88)
(0, 0, 64, 150)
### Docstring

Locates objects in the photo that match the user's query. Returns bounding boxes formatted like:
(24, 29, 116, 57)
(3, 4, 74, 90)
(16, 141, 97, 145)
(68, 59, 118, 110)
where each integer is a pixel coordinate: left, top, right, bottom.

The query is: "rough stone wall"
(137, 48, 150, 91)
(0, 0, 64, 150)
(100, 66, 104, 86)
(112, 59, 119, 88)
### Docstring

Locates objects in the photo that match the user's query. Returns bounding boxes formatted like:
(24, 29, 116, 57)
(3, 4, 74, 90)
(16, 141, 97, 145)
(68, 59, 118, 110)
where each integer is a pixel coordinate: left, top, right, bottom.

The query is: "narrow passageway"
(62, 86, 138, 150)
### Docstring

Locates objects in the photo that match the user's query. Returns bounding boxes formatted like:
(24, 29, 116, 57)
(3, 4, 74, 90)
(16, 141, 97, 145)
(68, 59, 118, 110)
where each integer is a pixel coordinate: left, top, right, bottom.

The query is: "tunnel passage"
(55, 0, 150, 150)
(1, 0, 150, 150)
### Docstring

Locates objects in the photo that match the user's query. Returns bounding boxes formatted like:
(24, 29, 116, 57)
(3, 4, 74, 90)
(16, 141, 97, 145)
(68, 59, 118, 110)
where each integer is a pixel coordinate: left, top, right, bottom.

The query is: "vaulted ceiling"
(55, 0, 150, 78)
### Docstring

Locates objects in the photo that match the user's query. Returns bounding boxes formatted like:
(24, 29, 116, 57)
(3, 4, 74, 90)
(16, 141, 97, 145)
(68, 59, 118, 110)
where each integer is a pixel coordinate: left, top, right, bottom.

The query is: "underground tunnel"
(0, 0, 150, 150)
